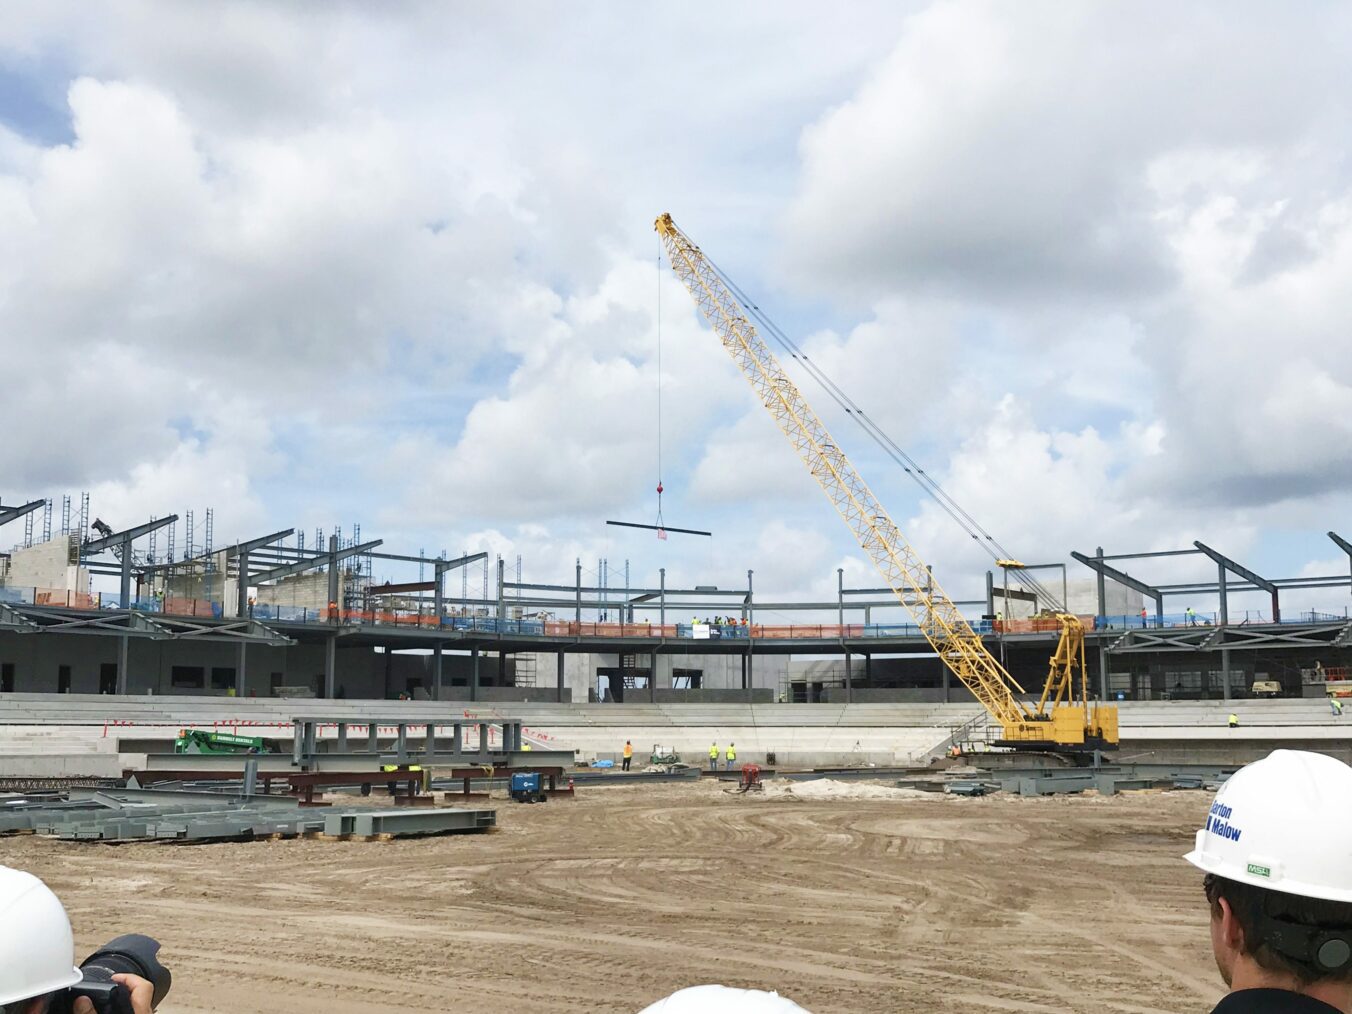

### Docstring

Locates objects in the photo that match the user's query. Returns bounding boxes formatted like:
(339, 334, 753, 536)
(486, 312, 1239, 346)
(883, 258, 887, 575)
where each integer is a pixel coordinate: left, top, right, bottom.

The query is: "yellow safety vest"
(726, 747, 736, 761)
(710, 745, 718, 758)
(623, 744, 633, 758)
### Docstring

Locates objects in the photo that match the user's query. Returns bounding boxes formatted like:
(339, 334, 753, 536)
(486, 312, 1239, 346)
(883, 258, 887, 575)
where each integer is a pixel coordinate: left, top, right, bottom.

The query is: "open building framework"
(1, 495, 1350, 703)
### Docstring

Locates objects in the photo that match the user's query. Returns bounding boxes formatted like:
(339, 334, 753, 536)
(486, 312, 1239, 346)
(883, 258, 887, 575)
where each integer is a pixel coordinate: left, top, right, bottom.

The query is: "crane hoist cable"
(605, 236, 714, 540)
(655, 233, 666, 538)
(700, 251, 1061, 612)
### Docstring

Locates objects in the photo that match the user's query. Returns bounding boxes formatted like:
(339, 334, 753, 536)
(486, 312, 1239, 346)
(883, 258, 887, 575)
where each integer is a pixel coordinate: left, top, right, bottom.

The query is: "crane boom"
(656, 212, 1115, 750)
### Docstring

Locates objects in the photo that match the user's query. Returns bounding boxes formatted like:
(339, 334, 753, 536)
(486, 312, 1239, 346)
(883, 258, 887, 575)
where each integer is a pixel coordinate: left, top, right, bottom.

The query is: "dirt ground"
(0, 779, 1225, 1013)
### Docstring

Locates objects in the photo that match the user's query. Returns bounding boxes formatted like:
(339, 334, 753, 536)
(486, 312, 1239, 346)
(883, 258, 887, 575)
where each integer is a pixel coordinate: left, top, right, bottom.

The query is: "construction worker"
(1187, 606, 1196, 626)
(1229, 713, 1240, 729)
(725, 743, 736, 770)
(1332, 697, 1345, 718)
(1140, 606, 1148, 628)
(1186, 750, 1352, 1013)
(708, 743, 718, 772)
(0, 866, 155, 1014)
(622, 740, 633, 771)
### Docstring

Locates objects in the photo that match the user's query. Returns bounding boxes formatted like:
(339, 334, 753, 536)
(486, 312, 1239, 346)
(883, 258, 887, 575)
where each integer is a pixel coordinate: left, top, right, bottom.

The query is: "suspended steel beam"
(606, 520, 712, 538)
(1070, 550, 1164, 616)
(1193, 541, 1280, 623)
(251, 539, 382, 584)
(0, 500, 45, 529)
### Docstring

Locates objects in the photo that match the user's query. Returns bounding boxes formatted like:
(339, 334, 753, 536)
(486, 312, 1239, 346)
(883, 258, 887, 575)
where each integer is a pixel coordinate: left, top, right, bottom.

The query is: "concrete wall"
(3, 536, 87, 592)
(255, 570, 342, 611)
(821, 687, 951, 703)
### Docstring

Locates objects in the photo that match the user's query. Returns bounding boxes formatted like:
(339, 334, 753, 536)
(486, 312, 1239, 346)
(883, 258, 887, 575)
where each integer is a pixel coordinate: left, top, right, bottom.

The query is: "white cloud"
(0, 2, 1347, 614)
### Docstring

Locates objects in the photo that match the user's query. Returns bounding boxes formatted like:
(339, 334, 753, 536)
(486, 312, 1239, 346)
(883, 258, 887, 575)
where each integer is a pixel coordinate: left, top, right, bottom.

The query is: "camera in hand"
(52, 935, 171, 1014)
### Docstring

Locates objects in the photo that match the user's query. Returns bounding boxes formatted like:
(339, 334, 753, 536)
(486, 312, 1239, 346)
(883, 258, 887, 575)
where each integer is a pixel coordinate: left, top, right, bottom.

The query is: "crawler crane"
(655, 212, 1116, 753)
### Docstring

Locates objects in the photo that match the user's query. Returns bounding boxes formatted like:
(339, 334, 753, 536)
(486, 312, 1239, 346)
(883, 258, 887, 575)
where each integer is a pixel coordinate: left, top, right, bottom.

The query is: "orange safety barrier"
(162, 596, 215, 618)
(34, 589, 97, 609)
(993, 615, 1096, 635)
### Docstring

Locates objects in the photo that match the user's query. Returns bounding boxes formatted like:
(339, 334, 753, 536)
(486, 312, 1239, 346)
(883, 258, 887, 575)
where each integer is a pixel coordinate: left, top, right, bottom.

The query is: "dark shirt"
(1212, 989, 1344, 1014)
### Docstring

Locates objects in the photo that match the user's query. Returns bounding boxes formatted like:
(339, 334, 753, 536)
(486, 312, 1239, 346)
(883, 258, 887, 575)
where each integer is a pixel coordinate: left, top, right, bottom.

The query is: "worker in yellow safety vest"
(1228, 713, 1240, 729)
(622, 740, 633, 771)
(725, 743, 736, 771)
(709, 743, 718, 772)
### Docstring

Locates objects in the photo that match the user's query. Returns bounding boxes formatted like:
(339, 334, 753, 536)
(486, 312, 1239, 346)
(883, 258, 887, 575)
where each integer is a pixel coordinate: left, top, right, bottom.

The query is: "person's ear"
(1217, 896, 1246, 953)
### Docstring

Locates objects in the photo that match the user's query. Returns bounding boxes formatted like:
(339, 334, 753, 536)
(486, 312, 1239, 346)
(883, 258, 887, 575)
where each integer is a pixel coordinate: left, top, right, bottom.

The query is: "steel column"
(237, 549, 250, 618)
(1095, 547, 1106, 617)
(837, 568, 844, 628)
(324, 635, 336, 699)
(327, 535, 340, 622)
(746, 569, 754, 701)
(117, 634, 129, 695)
(557, 651, 565, 703)
(497, 558, 505, 621)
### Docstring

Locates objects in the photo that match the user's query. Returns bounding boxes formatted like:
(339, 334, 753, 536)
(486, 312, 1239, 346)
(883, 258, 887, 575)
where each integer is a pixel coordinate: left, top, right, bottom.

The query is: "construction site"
(2, 211, 1350, 1014)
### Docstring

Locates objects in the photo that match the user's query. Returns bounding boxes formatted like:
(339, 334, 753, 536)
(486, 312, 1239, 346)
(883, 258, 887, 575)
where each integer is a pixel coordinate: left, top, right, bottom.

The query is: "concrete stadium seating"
(1, 694, 1346, 772)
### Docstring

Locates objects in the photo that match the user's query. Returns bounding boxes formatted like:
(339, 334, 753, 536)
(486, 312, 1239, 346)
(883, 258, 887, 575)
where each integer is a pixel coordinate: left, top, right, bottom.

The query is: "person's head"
(1185, 750, 1352, 995)
(0, 867, 83, 1014)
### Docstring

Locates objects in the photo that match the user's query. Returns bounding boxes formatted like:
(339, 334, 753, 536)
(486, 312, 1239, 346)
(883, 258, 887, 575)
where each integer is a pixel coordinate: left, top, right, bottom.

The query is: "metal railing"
(2, 584, 1347, 640)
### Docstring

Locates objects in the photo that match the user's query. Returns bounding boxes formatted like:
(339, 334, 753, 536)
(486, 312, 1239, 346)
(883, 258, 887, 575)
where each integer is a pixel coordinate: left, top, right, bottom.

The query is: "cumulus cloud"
(0, 1, 1347, 611)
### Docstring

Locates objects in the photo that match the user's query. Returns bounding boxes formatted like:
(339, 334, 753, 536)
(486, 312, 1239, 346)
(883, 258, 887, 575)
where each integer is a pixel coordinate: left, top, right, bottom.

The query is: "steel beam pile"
(0, 787, 495, 843)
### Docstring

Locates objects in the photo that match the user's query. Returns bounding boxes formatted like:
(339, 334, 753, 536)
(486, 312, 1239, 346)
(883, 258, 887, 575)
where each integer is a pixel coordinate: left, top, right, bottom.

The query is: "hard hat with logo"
(1184, 749, 1352, 903)
(636, 985, 811, 1013)
(0, 866, 83, 1005)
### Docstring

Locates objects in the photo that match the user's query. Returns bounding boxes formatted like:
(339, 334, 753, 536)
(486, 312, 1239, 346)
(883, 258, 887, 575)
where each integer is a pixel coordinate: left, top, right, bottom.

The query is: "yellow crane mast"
(655, 212, 1116, 752)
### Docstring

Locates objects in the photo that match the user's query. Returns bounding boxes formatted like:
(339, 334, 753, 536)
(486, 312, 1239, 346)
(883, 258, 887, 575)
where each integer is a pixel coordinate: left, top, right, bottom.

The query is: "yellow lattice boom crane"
(655, 212, 1116, 753)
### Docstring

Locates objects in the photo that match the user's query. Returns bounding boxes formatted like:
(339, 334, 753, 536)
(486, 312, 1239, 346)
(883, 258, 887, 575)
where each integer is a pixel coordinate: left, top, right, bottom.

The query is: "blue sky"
(1, 1, 1351, 620)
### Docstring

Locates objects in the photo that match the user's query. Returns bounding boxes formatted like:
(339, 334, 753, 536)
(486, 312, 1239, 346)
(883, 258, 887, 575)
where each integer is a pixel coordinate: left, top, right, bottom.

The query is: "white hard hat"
(636, 984, 812, 1013)
(1184, 749, 1352, 903)
(0, 866, 84, 1005)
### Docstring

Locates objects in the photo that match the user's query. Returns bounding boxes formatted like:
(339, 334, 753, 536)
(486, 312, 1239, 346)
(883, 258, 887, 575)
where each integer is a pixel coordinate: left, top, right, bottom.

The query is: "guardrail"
(2, 585, 1347, 640)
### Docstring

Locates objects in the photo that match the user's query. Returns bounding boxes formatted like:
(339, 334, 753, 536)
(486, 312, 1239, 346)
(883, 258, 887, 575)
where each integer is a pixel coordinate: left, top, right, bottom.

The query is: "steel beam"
(0, 500, 45, 529)
(251, 539, 382, 584)
(81, 516, 179, 556)
(1071, 551, 1163, 617)
(370, 580, 437, 595)
(1194, 541, 1280, 622)
(0, 602, 41, 633)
